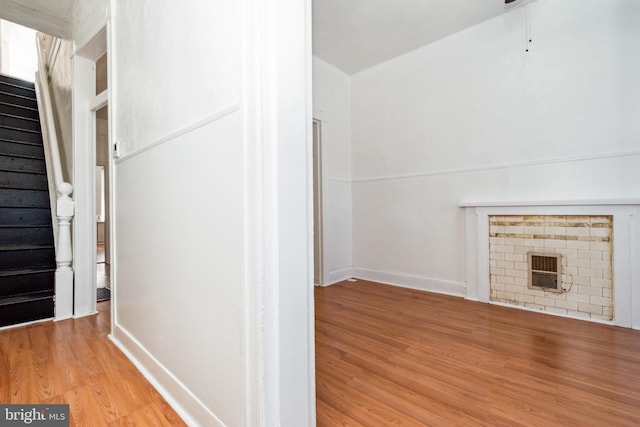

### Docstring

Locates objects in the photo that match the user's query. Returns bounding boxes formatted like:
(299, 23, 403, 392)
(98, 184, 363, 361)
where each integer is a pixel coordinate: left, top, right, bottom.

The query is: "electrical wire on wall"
(525, 0, 532, 52)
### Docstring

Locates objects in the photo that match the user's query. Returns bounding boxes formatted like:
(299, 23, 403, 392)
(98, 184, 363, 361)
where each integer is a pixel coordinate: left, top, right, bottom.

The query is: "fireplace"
(461, 200, 640, 329)
(488, 215, 612, 321)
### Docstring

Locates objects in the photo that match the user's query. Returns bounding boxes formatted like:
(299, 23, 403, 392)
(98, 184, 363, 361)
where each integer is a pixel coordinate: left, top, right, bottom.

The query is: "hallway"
(0, 302, 185, 425)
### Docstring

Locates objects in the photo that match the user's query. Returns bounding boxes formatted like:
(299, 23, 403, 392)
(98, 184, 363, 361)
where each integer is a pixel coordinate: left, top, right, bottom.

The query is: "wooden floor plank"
(316, 280, 640, 426)
(0, 301, 186, 426)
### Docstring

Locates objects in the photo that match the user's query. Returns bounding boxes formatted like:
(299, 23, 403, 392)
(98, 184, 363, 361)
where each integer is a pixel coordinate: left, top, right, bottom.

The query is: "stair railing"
(34, 35, 74, 320)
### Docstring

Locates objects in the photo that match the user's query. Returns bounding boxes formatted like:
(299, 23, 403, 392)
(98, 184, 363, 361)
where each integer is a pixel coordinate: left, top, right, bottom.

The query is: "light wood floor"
(315, 280, 640, 426)
(0, 302, 185, 426)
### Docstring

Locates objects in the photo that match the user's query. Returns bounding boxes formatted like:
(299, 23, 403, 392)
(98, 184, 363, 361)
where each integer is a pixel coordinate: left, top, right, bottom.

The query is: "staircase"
(0, 73, 55, 327)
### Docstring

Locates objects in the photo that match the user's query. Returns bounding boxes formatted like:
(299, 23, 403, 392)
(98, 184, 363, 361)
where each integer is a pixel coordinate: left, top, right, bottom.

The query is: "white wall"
(72, 0, 109, 46)
(100, 0, 314, 426)
(110, 2, 243, 425)
(350, 0, 640, 296)
(312, 57, 352, 284)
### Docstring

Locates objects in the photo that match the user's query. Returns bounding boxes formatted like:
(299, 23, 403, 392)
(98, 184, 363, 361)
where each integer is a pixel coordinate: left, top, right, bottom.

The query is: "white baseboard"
(110, 324, 225, 427)
(323, 267, 354, 286)
(351, 267, 466, 297)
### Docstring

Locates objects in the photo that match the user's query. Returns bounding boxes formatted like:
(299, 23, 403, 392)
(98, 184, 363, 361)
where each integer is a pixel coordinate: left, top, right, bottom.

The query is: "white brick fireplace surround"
(462, 200, 640, 329)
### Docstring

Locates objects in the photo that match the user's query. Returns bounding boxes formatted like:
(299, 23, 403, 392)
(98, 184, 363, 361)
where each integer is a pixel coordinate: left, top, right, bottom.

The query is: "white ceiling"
(1, 0, 522, 75)
(0, 0, 72, 39)
(313, 0, 524, 75)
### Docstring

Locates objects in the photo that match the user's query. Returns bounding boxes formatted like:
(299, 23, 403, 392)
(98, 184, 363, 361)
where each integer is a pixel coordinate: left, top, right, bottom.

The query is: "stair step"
(0, 207, 52, 226)
(0, 270, 55, 299)
(0, 81, 36, 99)
(0, 151, 44, 161)
(0, 267, 55, 277)
(0, 226, 54, 246)
(0, 74, 35, 90)
(0, 245, 55, 271)
(0, 139, 45, 158)
(0, 188, 50, 207)
(0, 170, 48, 190)
(0, 91, 37, 109)
(0, 154, 46, 174)
(0, 244, 54, 251)
(0, 291, 53, 307)
(0, 113, 41, 132)
(0, 294, 54, 327)
(0, 125, 42, 144)
(0, 102, 39, 120)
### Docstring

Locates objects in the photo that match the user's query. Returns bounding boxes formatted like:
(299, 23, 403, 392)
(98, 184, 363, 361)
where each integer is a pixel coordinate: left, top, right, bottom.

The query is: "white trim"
(327, 177, 351, 184)
(0, 317, 53, 331)
(324, 266, 354, 286)
(90, 89, 108, 111)
(632, 206, 640, 329)
(114, 104, 240, 164)
(351, 149, 640, 183)
(352, 267, 466, 297)
(71, 53, 98, 318)
(313, 119, 324, 286)
(106, 15, 117, 333)
(240, 0, 265, 423)
(110, 326, 224, 427)
(75, 26, 108, 60)
(463, 203, 640, 329)
(461, 198, 640, 207)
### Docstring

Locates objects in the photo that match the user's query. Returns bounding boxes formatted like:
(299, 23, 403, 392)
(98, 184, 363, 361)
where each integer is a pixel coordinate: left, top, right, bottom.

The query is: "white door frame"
(72, 26, 110, 318)
(313, 119, 324, 285)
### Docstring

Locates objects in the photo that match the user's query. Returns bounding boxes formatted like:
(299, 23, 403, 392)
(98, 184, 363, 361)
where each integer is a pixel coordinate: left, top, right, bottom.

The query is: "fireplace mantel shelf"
(459, 199, 640, 208)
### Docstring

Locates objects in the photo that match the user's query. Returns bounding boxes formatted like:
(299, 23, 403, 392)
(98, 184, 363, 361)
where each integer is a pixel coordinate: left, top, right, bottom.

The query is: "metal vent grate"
(528, 252, 562, 293)
(531, 255, 557, 273)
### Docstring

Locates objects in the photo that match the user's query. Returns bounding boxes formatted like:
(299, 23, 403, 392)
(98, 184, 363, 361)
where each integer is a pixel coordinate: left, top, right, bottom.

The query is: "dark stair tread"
(0, 151, 46, 158)
(0, 76, 36, 90)
(0, 268, 55, 277)
(0, 81, 36, 92)
(0, 111, 40, 130)
(0, 92, 37, 110)
(0, 124, 41, 134)
(0, 224, 53, 228)
(0, 114, 41, 133)
(0, 169, 46, 176)
(0, 74, 35, 87)
(0, 206, 50, 211)
(0, 291, 54, 307)
(0, 151, 45, 161)
(0, 84, 36, 100)
(0, 185, 49, 191)
(0, 90, 36, 102)
(0, 244, 54, 251)
(0, 137, 42, 146)
(0, 103, 40, 121)
(0, 100, 38, 112)
(0, 112, 40, 123)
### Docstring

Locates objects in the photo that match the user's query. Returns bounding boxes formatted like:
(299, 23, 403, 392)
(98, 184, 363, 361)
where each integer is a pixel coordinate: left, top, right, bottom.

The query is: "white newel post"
(55, 182, 75, 320)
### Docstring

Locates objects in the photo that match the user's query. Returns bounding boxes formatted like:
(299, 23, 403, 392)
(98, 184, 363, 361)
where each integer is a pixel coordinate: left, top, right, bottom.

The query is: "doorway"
(313, 119, 324, 285)
(73, 25, 111, 316)
(95, 104, 110, 300)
